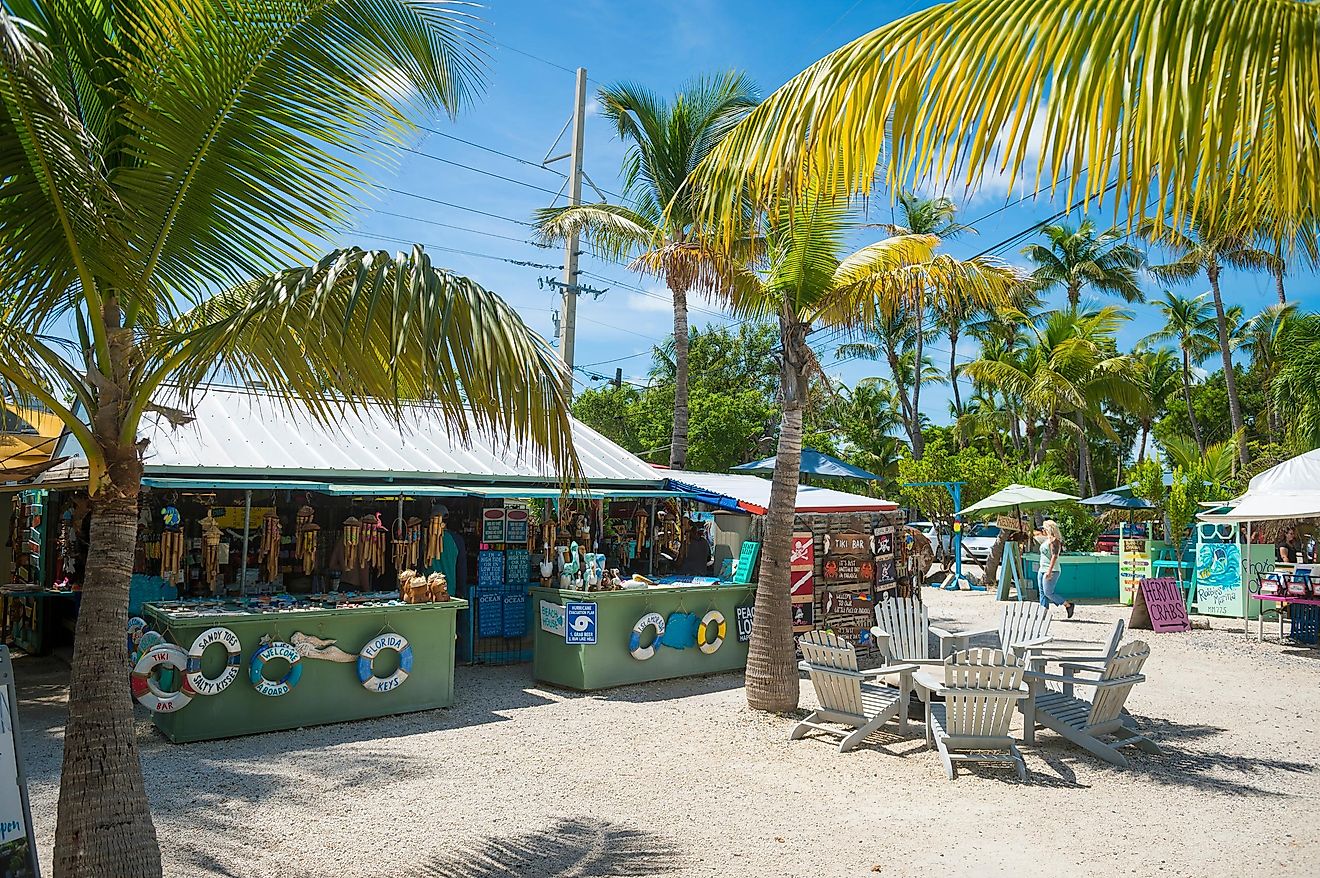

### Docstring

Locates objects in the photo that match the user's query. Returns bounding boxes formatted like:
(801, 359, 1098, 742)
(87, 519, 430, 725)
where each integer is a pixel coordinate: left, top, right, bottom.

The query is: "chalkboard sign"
(733, 541, 760, 584)
(477, 550, 505, 586)
(505, 548, 530, 584)
(0, 647, 39, 878)
(1131, 577, 1191, 633)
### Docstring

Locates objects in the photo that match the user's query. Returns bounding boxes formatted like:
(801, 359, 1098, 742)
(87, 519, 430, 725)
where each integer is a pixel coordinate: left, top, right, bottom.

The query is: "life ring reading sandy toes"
(629, 612, 666, 660)
(130, 644, 193, 713)
(183, 626, 242, 696)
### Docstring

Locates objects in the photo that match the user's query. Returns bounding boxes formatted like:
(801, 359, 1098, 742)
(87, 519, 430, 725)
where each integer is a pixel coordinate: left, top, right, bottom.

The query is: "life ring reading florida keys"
(358, 633, 413, 693)
(250, 641, 303, 697)
(697, 610, 726, 655)
(183, 626, 242, 696)
(629, 612, 666, 660)
(130, 644, 193, 713)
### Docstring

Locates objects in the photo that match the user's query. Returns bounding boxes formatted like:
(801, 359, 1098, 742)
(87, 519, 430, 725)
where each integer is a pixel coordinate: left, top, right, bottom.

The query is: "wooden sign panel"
(822, 590, 872, 615)
(733, 541, 761, 584)
(790, 533, 815, 570)
(873, 557, 897, 587)
(823, 555, 875, 583)
(824, 532, 869, 556)
(735, 604, 754, 642)
(1130, 577, 1191, 633)
(481, 507, 507, 543)
(872, 530, 894, 557)
(791, 598, 815, 632)
(504, 508, 530, 543)
(790, 567, 814, 597)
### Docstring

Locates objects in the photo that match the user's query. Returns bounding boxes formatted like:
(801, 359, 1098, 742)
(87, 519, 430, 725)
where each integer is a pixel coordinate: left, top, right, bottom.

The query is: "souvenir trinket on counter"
(427, 571, 449, 602)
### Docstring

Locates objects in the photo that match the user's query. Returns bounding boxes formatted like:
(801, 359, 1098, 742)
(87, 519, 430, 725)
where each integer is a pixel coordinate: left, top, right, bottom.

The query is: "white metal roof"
(59, 385, 662, 487)
(664, 470, 898, 514)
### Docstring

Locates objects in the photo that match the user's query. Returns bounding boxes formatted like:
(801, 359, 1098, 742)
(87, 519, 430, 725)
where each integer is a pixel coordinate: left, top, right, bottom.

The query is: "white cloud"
(913, 114, 1058, 208)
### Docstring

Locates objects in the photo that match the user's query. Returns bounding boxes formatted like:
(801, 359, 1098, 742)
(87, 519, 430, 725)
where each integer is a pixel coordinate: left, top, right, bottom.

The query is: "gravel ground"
(15, 587, 1320, 878)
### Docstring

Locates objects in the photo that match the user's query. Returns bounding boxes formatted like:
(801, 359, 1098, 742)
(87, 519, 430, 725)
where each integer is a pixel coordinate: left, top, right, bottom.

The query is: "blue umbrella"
(732, 448, 880, 481)
(1080, 492, 1155, 509)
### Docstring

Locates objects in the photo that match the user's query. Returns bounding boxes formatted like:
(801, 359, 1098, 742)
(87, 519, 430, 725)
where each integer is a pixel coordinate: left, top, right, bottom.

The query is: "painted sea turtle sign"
(0, 648, 38, 878)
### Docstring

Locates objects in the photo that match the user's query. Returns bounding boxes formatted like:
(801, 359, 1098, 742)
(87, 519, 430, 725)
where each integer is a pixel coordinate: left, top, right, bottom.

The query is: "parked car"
(960, 522, 1001, 563)
(908, 521, 953, 557)
(1094, 524, 1148, 554)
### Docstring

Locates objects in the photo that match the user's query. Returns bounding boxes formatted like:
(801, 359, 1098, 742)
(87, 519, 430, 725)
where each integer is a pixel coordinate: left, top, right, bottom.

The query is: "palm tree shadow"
(405, 817, 681, 878)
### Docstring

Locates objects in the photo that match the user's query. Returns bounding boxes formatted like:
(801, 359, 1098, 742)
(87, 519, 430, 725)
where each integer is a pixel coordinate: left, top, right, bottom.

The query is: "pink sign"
(1140, 577, 1191, 633)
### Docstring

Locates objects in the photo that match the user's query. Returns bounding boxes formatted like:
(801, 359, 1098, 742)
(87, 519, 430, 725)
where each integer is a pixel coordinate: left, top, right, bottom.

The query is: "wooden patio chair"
(925, 648, 1029, 781)
(1017, 618, 1125, 698)
(1021, 640, 1163, 767)
(933, 601, 1053, 664)
(870, 596, 945, 692)
(791, 630, 917, 753)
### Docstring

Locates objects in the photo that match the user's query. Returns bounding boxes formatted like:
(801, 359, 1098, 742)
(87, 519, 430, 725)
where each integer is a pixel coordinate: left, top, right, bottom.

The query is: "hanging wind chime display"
(159, 505, 185, 582)
(342, 516, 362, 570)
(361, 512, 387, 574)
(258, 511, 282, 583)
(200, 513, 222, 589)
(293, 505, 319, 575)
(406, 517, 424, 568)
(425, 512, 445, 565)
(391, 517, 409, 573)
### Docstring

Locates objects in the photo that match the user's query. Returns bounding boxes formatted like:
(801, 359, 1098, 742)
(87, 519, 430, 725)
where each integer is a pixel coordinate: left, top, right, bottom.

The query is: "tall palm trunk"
(55, 317, 162, 878)
(1274, 246, 1286, 305)
(1067, 281, 1081, 308)
(669, 279, 690, 469)
(948, 323, 963, 416)
(1206, 261, 1250, 467)
(1072, 412, 1096, 495)
(745, 311, 807, 712)
(1137, 421, 1150, 464)
(1032, 416, 1059, 466)
(882, 340, 918, 452)
(1179, 347, 1206, 453)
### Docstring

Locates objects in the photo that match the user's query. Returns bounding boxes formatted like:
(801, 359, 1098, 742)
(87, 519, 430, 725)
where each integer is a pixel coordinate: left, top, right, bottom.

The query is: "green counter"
(531, 585, 752, 691)
(1024, 553, 1120, 601)
(142, 598, 466, 743)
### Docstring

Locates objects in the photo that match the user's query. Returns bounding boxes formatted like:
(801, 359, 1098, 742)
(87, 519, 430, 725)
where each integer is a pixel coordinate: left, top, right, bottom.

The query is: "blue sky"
(332, 0, 1314, 423)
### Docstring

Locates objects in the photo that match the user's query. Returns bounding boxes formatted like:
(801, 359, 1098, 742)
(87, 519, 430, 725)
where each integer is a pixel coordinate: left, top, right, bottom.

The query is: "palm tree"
(1273, 314, 1320, 449)
(694, 0, 1319, 253)
(1021, 221, 1145, 307)
(1240, 303, 1295, 440)
(710, 172, 1015, 712)
(1140, 291, 1220, 453)
(0, 6, 574, 876)
(835, 309, 933, 454)
(534, 74, 758, 470)
(1134, 348, 1180, 464)
(1143, 213, 1281, 468)
(962, 307, 1141, 495)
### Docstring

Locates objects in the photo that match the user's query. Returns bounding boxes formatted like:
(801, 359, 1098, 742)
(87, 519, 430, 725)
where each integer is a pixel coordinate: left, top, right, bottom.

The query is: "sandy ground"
(14, 587, 1320, 878)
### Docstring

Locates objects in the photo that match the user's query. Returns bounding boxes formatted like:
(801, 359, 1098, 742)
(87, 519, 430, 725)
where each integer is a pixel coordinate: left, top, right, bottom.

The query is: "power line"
(378, 186, 536, 227)
(401, 147, 570, 198)
(351, 231, 562, 270)
(415, 124, 566, 177)
(367, 208, 551, 248)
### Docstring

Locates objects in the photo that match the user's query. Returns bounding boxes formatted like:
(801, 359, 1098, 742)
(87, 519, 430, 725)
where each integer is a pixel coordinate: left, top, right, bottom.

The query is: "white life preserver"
(629, 612, 666, 660)
(183, 626, 242, 696)
(697, 610, 726, 655)
(130, 644, 193, 713)
(250, 641, 303, 697)
(357, 633, 413, 693)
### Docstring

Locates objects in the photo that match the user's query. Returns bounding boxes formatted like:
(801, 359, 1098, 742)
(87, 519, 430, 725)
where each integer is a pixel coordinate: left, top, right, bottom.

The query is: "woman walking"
(1035, 520, 1075, 618)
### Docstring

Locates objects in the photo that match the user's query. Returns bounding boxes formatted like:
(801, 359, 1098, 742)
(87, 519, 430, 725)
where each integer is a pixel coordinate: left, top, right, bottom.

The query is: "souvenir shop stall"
(1198, 449, 1320, 644)
(530, 471, 907, 691)
(14, 385, 670, 740)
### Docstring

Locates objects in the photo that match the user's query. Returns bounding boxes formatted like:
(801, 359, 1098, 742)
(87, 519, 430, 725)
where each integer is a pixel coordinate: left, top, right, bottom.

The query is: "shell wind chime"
(200, 513, 222, 588)
(258, 511, 282, 583)
(293, 506, 320, 576)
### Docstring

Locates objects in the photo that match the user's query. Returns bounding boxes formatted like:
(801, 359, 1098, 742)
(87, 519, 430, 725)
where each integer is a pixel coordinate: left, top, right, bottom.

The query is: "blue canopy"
(1080, 491, 1155, 509)
(732, 449, 879, 481)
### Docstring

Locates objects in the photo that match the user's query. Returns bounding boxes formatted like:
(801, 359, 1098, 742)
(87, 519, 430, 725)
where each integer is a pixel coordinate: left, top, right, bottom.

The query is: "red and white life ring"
(130, 644, 193, 713)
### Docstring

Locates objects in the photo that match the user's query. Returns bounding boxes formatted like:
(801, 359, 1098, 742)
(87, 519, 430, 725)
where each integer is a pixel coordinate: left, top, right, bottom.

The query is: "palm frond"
(532, 202, 658, 263)
(147, 246, 578, 478)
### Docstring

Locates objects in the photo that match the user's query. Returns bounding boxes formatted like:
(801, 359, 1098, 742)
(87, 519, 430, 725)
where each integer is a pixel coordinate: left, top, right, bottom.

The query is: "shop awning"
(663, 471, 898, 515)
(459, 485, 693, 500)
(142, 477, 332, 492)
(1200, 448, 1320, 522)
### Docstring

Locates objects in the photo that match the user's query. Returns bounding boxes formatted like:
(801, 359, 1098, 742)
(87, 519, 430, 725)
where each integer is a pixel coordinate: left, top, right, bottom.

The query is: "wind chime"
(293, 505, 320, 575)
(391, 517, 409, 572)
(425, 512, 446, 565)
(258, 510, 282, 583)
(342, 516, 362, 570)
(406, 517, 424, 568)
(200, 512, 222, 589)
(362, 512, 387, 574)
(159, 504, 185, 582)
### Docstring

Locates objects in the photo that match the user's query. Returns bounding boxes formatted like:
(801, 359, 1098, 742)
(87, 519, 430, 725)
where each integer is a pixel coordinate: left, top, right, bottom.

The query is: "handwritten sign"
(790, 533, 814, 570)
(824, 532, 869, 556)
(1130, 577, 1191, 633)
(823, 556, 874, 583)
(823, 590, 872, 615)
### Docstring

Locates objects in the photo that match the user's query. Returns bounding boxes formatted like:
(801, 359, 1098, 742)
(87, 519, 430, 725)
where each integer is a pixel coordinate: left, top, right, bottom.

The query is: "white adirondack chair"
(925, 648, 1029, 781)
(1021, 640, 1163, 767)
(791, 630, 917, 752)
(933, 601, 1053, 664)
(1017, 619, 1125, 697)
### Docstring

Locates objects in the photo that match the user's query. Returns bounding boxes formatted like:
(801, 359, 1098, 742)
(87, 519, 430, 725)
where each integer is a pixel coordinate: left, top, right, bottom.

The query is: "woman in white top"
(1035, 519, 1074, 618)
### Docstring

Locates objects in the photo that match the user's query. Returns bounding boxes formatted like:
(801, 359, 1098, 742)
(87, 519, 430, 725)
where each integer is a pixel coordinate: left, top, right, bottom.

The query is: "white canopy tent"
(1199, 448, 1320, 523)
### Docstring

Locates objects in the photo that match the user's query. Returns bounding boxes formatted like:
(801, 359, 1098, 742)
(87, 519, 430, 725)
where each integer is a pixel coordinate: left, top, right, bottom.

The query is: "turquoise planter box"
(1023, 552, 1120, 602)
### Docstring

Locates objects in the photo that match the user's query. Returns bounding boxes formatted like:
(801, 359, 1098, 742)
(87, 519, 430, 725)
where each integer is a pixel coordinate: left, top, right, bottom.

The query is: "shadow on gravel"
(407, 817, 680, 877)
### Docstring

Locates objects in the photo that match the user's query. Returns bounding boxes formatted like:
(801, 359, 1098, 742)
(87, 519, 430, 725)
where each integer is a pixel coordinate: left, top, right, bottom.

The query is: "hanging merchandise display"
(629, 611, 666, 660)
(200, 513, 222, 588)
(159, 511, 185, 583)
(357, 633, 413, 693)
(342, 516, 363, 570)
(697, 610, 726, 654)
(363, 512, 387, 574)
(391, 517, 409, 572)
(250, 641, 303, 696)
(258, 510, 282, 583)
(426, 513, 445, 565)
(182, 626, 242, 696)
(130, 643, 193, 713)
(405, 517, 423, 568)
(294, 506, 320, 576)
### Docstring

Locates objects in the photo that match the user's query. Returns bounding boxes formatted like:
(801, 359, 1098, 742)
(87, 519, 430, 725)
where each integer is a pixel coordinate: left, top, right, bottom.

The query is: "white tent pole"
(1243, 521, 1251, 639)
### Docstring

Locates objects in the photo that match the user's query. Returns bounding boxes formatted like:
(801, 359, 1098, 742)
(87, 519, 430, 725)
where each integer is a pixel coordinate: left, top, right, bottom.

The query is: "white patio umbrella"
(960, 484, 1080, 525)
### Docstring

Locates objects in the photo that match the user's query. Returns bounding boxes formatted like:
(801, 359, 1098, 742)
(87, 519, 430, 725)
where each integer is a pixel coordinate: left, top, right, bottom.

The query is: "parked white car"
(959, 522, 1001, 563)
(908, 521, 953, 557)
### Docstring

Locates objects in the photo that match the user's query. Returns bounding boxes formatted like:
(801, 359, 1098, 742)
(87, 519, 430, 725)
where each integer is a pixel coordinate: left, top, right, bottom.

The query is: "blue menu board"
(477, 550, 505, 586)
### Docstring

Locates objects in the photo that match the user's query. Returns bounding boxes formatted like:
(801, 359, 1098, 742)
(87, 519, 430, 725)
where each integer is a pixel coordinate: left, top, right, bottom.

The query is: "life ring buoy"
(697, 610, 726, 655)
(183, 626, 242, 696)
(134, 630, 165, 666)
(130, 644, 193, 713)
(629, 612, 666, 660)
(357, 633, 413, 693)
(126, 617, 147, 654)
(250, 642, 302, 696)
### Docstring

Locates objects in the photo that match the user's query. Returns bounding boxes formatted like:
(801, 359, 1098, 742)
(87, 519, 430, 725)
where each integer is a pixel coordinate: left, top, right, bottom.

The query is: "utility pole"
(559, 67, 588, 397)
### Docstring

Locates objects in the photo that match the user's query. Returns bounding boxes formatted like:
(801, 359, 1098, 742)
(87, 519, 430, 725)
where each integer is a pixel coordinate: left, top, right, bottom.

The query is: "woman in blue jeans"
(1035, 519, 1075, 618)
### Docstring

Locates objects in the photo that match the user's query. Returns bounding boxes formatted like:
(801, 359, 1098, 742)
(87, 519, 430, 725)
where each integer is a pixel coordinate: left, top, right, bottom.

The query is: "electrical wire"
(350, 231, 563, 270)
(366, 208, 551, 248)
(401, 147, 570, 198)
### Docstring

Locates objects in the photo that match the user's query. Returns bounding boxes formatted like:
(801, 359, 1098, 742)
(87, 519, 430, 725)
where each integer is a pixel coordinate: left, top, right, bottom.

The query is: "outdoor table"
(1250, 593, 1320, 643)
